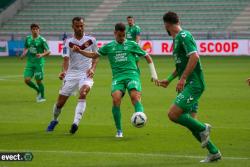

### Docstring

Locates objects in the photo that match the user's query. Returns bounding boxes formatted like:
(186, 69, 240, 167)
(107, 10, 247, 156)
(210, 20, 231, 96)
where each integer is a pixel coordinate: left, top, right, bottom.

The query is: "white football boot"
(115, 130, 123, 138)
(200, 151, 222, 163)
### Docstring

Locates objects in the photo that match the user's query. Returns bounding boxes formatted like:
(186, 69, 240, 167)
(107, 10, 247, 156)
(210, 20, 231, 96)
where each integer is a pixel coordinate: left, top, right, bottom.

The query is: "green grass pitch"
(0, 56, 250, 167)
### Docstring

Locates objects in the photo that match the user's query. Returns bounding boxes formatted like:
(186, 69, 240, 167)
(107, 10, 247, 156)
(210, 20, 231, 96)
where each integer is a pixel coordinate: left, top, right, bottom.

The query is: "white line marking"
(0, 150, 249, 160)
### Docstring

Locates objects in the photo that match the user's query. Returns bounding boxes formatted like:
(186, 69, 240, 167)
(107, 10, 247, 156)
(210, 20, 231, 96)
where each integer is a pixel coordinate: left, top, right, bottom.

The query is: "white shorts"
(59, 77, 94, 96)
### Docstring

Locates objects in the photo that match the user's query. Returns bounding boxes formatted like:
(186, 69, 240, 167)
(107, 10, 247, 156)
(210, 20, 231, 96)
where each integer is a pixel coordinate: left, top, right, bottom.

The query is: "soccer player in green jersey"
(72, 23, 158, 138)
(126, 16, 141, 43)
(156, 12, 221, 162)
(126, 16, 141, 72)
(20, 23, 50, 102)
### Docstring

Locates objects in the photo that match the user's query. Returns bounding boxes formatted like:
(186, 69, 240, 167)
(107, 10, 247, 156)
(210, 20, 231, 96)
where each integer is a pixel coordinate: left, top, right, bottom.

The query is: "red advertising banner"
(48, 40, 250, 56)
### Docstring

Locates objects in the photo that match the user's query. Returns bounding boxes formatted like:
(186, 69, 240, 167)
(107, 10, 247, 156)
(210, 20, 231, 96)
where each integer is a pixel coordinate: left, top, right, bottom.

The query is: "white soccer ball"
(131, 112, 147, 128)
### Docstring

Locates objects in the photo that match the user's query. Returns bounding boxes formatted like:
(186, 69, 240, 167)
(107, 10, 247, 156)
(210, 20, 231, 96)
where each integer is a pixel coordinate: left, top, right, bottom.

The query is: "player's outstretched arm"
(36, 50, 50, 58)
(144, 55, 158, 82)
(176, 52, 199, 92)
(20, 48, 28, 60)
(136, 35, 140, 43)
(72, 45, 99, 58)
(157, 69, 178, 88)
(79, 50, 99, 59)
(59, 57, 69, 80)
(87, 57, 99, 78)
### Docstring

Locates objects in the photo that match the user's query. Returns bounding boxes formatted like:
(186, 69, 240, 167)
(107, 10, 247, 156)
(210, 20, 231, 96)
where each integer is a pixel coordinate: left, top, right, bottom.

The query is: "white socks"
(73, 99, 86, 125)
(53, 104, 61, 121)
(53, 100, 86, 125)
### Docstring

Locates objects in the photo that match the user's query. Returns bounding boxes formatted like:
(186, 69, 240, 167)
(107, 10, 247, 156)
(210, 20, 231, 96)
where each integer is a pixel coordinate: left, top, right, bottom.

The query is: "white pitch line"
(0, 150, 249, 160)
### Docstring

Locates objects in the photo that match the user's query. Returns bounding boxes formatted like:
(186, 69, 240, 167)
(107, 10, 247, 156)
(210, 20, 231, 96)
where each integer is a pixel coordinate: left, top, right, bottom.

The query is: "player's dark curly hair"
(163, 11, 179, 24)
(30, 23, 40, 30)
(115, 22, 126, 31)
(127, 15, 133, 19)
(72, 16, 85, 24)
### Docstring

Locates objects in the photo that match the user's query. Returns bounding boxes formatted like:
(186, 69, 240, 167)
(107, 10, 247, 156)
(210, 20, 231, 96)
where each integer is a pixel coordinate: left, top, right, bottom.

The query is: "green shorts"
(111, 76, 142, 95)
(24, 62, 44, 80)
(174, 83, 204, 113)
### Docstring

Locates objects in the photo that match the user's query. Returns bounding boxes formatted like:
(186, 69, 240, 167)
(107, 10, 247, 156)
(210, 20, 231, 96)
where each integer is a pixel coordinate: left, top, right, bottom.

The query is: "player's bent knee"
(24, 78, 31, 84)
(130, 91, 141, 104)
(79, 93, 86, 99)
(112, 97, 121, 106)
(131, 94, 140, 101)
(79, 89, 87, 99)
(168, 111, 177, 122)
(79, 86, 90, 99)
(168, 105, 182, 122)
(112, 98, 121, 106)
(112, 91, 123, 106)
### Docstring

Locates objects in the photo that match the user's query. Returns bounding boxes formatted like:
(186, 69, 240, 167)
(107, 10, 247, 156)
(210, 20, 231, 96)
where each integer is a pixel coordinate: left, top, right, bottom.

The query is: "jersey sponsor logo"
(29, 46, 37, 54)
(126, 32, 132, 39)
(115, 52, 127, 62)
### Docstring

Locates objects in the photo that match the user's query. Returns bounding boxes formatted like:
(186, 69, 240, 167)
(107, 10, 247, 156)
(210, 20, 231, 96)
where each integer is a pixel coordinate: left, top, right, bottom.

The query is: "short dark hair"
(163, 12, 179, 24)
(127, 16, 133, 19)
(30, 23, 39, 30)
(72, 16, 85, 24)
(115, 22, 126, 31)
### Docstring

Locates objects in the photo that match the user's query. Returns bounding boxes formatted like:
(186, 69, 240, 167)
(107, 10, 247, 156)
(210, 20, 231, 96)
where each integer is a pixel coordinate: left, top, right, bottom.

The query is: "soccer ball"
(131, 112, 147, 128)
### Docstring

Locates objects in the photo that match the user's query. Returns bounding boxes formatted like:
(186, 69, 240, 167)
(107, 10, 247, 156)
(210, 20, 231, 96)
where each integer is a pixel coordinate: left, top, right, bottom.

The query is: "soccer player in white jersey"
(47, 17, 99, 134)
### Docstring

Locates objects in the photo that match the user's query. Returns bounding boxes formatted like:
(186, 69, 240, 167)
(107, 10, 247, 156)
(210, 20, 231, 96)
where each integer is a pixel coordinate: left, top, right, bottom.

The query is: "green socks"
(206, 141, 219, 154)
(112, 106, 121, 131)
(134, 101, 144, 112)
(37, 82, 45, 98)
(177, 113, 219, 154)
(192, 131, 219, 154)
(176, 113, 206, 132)
(26, 81, 39, 93)
(112, 101, 144, 131)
